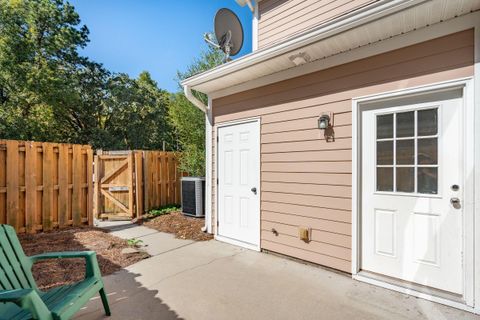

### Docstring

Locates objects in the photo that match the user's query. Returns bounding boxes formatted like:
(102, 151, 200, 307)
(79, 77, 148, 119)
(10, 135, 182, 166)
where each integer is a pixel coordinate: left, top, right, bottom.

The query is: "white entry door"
(361, 89, 464, 295)
(217, 120, 260, 249)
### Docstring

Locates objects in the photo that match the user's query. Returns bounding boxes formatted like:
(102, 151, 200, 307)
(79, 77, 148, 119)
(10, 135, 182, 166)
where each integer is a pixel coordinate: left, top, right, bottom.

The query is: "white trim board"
(252, 1, 259, 52)
(353, 274, 477, 314)
(473, 15, 480, 315)
(214, 117, 262, 252)
(351, 78, 477, 312)
(205, 97, 213, 233)
(209, 10, 480, 99)
(215, 235, 260, 252)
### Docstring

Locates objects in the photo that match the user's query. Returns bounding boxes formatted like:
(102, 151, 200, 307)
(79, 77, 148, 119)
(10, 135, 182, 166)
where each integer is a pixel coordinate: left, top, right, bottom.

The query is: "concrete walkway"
(75, 222, 479, 320)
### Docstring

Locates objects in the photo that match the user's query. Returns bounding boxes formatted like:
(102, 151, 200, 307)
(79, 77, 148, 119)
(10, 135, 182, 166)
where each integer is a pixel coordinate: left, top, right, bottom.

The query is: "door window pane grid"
(375, 108, 438, 194)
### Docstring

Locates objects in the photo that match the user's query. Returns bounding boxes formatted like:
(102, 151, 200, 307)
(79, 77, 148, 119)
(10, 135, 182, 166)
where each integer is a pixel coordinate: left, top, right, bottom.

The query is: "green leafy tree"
(53, 60, 113, 147)
(169, 47, 224, 176)
(105, 71, 174, 150)
(169, 92, 205, 176)
(0, 0, 89, 140)
(0, 0, 175, 151)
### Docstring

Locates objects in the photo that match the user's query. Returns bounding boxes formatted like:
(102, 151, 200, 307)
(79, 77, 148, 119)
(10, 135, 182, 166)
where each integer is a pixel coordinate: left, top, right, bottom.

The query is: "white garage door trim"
(351, 77, 476, 312)
(215, 117, 261, 251)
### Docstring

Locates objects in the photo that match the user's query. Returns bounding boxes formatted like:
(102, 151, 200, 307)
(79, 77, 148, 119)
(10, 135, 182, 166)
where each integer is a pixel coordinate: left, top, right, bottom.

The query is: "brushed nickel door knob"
(450, 197, 461, 209)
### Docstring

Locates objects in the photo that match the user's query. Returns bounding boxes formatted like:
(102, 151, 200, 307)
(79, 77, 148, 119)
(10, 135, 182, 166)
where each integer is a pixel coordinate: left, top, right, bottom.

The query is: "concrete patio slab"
(97, 221, 194, 256)
(97, 221, 155, 238)
(76, 224, 479, 320)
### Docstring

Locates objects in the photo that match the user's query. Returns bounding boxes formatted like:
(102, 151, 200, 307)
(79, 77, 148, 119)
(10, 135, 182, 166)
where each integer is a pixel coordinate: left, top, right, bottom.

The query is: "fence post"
(58, 144, 68, 229)
(153, 152, 159, 208)
(87, 147, 94, 226)
(128, 151, 135, 218)
(25, 142, 37, 233)
(94, 150, 102, 219)
(72, 145, 82, 226)
(6, 140, 19, 230)
(135, 151, 144, 219)
(143, 151, 149, 212)
(42, 143, 54, 231)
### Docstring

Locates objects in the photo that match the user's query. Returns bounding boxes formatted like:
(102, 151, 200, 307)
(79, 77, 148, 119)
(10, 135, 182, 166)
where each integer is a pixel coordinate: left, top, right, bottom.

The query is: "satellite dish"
(204, 8, 244, 61)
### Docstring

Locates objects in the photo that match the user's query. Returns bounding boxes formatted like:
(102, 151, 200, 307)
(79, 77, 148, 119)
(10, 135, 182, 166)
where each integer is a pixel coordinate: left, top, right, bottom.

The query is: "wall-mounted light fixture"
(319, 112, 335, 142)
(318, 113, 331, 130)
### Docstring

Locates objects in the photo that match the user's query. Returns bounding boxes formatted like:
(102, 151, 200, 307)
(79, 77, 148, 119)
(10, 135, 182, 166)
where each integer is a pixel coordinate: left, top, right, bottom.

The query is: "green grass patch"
(127, 238, 143, 247)
(147, 205, 180, 217)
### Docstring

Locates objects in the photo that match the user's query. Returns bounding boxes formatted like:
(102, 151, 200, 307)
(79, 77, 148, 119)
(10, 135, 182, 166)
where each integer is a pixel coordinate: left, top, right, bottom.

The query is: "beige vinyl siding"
(258, 0, 377, 48)
(212, 30, 474, 273)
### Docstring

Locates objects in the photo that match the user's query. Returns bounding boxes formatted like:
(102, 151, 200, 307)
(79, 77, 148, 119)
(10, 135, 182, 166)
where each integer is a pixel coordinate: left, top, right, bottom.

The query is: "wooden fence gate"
(94, 151, 135, 220)
(94, 150, 181, 220)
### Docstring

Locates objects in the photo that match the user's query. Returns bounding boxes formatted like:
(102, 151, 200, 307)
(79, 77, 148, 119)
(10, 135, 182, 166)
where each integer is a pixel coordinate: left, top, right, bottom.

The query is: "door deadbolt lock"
(451, 184, 460, 191)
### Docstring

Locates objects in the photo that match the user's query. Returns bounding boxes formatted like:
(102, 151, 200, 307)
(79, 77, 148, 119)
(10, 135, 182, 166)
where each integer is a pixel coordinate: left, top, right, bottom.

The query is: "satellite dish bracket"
(219, 30, 233, 60)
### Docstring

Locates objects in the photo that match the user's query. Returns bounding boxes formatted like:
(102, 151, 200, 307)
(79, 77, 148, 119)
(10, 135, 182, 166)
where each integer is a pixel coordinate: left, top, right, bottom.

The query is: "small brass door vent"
(299, 227, 311, 243)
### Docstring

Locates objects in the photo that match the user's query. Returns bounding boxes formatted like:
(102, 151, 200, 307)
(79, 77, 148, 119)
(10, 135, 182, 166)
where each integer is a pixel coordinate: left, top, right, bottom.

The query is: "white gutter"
(181, 0, 427, 92)
(183, 86, 210, 234)
(184, 85, 208, 113)
(252, 1, 259, 51)
(236, 0, 255, 12)
(245, 0, 254, 12)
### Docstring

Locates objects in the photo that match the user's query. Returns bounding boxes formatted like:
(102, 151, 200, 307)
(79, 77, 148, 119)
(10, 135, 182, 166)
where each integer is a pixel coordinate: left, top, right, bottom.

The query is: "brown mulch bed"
(142, 211, 213, 241)
(19, 227, 149, 290)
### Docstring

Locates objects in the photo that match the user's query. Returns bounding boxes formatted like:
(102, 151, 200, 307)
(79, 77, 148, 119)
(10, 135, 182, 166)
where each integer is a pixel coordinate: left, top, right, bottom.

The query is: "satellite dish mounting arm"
(204, 30, 233, 62)
(204, 32, 220, 49)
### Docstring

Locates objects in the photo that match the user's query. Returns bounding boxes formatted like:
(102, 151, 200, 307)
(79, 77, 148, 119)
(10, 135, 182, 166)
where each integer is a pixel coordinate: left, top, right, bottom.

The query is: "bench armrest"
(0, 289, 34, 303)
(29, 251, 102, 279)
(0, 289, 52, 320)
(29, 251, 95, 261)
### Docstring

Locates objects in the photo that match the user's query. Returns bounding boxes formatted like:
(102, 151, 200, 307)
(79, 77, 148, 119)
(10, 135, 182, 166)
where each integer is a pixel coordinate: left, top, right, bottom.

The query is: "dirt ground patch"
(142, 211, 213, 241)
(19, 227, 149, 290)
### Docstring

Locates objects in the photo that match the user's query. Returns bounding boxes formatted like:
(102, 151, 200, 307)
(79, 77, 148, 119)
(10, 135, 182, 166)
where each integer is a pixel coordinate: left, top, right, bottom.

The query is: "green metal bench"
(0, 224, 111, 320)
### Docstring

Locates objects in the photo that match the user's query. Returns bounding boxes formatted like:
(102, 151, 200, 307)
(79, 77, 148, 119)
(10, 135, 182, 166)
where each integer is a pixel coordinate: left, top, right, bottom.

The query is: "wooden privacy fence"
(94, 150, 182, 220)
(143, 151, 183, 211)
(0, 140, 93, 233)
(0, 141, 181, 232)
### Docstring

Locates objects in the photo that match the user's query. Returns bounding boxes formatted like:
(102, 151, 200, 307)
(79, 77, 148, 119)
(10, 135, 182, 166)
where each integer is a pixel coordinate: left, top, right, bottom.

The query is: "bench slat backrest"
(0, 225, 37, 291)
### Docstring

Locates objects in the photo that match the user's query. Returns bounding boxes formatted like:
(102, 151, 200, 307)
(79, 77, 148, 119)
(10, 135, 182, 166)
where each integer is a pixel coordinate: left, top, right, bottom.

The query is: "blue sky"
(70, 1, 252, 92)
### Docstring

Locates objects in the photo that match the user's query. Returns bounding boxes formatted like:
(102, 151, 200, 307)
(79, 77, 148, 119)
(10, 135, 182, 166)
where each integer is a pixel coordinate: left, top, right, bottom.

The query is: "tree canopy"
(0, 0, 174, 150)
(0, 0, 225, 176)
(169, 48, 224, 176)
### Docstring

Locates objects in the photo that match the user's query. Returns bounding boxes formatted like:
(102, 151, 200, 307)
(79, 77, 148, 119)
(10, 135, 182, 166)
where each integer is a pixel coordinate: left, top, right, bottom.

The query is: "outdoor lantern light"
(318, 113, 331, 130)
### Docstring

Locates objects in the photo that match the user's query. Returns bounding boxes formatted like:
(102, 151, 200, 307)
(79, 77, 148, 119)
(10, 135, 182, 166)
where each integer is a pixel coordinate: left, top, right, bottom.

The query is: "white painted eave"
(181, 0, 480, 98)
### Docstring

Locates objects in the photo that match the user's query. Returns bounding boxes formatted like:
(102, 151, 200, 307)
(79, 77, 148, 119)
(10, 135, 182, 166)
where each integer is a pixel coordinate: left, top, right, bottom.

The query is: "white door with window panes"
(361, 89, 464, 294)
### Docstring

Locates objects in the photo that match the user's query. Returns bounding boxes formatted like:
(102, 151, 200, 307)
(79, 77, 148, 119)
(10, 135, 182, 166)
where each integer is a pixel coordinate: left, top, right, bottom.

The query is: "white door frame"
(205, 97, 213, 233)
(215, 117, 261, 251)
(352, 78, 477, 312)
